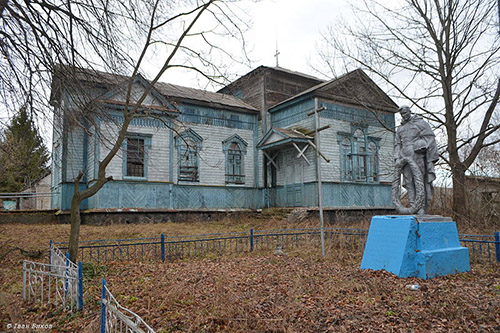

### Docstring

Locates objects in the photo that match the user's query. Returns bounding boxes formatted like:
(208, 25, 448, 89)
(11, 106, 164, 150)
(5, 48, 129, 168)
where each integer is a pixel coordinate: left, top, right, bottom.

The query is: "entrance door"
(283, 149, 304, 206)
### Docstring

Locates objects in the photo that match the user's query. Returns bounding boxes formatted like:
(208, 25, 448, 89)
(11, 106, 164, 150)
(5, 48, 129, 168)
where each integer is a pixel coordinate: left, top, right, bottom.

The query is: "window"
(176, 129, 203, 182)
(338, 128, 379, 183)
(352, 129, 366, 181)
(341, 138, 352, 180)
(127, 138, 145, 177)
(123, 134, 151, 179)
(227, 143, 243, 184)
(368, 142, 379, 182)
(223, 134, 248, 184)
(179, 137, 199, 181)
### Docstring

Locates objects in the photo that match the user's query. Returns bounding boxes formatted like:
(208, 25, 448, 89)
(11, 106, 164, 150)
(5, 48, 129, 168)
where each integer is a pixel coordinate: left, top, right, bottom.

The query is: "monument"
(361, 106, 470, 279)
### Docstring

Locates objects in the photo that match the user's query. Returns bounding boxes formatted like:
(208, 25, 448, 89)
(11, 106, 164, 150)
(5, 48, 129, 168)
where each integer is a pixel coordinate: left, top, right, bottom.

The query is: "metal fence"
(22, 243, 83, 311)
(458, 232, 500, 263)
(100, 279, 155, 333)
(53, 229, 500, 265)
(54, 228, 368, 264)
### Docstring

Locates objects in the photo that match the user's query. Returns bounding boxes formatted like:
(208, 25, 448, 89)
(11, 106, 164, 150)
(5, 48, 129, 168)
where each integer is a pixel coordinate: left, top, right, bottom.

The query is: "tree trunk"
(451, 163, 468, 223)
(68, 192, 82, 263)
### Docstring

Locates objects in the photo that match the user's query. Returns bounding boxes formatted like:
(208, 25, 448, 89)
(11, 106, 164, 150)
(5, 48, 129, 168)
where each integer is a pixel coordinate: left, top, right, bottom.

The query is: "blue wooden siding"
(270, 99, 315, 128)
(60, 183, 88, 210)
(91, 181, 171, 209)
(109, 112, 170, 128)
(81, 182, 264, 210)
(178, 104, 256, 130)
(319, 101, 395, 129)
(271, 182, 392, 208)
(271, 99, 395, 130)
(57, 179, 392, 210)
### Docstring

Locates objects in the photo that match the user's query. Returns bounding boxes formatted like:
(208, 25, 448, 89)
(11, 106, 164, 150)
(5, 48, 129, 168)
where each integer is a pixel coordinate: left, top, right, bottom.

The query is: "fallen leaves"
(1, 223, 499, 332)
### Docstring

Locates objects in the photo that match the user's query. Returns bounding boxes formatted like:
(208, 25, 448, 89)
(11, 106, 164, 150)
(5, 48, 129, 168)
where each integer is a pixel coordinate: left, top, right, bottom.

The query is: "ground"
(0, 218, 499, 332)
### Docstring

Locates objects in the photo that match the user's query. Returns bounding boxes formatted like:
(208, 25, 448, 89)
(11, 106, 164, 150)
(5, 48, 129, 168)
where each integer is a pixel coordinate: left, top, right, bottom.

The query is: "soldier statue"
(393, 106, 439, 215)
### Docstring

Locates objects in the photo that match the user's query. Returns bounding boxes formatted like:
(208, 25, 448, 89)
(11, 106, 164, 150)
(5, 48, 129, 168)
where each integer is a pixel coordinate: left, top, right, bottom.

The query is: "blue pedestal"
(360, 215, 470, 279)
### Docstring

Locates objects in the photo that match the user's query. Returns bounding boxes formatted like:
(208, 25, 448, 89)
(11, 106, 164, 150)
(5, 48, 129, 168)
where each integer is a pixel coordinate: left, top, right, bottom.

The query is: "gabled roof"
(257, 127, 313, 150)
(219, 65, 324, 94)
(51, 65, 258, 113)
(270, 69, 398, 113)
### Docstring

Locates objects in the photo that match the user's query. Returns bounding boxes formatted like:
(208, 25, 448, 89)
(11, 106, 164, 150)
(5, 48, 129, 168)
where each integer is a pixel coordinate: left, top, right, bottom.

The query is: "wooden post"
(313, 98, 326, 257)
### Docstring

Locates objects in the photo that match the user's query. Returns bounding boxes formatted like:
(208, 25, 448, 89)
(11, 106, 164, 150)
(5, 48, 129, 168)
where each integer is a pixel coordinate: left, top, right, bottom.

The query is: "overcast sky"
(237, 0, 348, 75)
(153, 0, 353, 88)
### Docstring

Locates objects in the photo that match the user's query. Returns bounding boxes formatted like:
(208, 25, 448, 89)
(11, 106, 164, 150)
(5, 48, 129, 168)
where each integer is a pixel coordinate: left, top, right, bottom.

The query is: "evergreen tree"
(0, 107, 50, 192)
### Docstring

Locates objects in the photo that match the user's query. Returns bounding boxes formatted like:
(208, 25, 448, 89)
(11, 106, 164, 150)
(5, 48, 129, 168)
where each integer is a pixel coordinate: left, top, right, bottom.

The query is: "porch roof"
(257, 127, 312, 151)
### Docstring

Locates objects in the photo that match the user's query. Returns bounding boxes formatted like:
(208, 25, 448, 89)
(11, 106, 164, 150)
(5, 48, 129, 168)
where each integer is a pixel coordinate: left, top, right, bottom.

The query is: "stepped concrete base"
(360, 215, 470, 279)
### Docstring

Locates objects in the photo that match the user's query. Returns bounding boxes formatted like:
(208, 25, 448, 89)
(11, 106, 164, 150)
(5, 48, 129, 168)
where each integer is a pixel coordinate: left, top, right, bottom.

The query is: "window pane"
(368, 142, 378, 181)
(226, 142, 244, 184)
(126, 138, 144, 177)
(179, 139, 199, 182)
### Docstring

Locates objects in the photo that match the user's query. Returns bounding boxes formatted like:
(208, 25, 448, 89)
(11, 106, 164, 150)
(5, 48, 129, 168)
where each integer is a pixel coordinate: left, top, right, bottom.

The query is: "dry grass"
(0, 214, 499, 332)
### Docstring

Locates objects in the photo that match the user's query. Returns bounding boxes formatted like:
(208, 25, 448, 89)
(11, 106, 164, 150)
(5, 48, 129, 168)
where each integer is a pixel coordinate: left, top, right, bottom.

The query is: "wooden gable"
(315, 69, 397, 113)
(102, 74, 172, 108)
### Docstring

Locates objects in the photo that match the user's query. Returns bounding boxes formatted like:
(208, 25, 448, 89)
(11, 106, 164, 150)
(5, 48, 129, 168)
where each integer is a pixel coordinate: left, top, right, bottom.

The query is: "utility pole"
(313, 98, 325, 257)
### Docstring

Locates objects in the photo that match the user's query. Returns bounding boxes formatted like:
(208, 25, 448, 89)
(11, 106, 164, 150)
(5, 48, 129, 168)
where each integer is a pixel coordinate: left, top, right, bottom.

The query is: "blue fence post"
(161, 234, 166, 262)
(250, 229, 254, 252)
(495, 231, 500, 263)
(65, 252, 70, 296)
(78, 262, 83, 311)
(101, 279, 106, 333)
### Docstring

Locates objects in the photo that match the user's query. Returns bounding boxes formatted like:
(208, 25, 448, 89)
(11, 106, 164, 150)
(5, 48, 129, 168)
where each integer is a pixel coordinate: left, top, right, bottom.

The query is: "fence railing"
(101, 279, 155, 333)
(53, 229, 500, 265)
(22, 243, 83, 311)
(458, 232, 500, 263)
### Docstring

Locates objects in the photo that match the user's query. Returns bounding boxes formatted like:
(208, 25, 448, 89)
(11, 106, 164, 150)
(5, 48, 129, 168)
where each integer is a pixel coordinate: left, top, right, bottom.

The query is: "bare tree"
(1, 0, 251, 261)
(316, 0, 500, 221)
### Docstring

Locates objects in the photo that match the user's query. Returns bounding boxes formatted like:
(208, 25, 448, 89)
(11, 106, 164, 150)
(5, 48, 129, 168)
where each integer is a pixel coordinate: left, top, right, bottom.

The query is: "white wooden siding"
(98, 121, 171, 181)
(277, 116, 394, 184)
(112, 82, 163, 105)
(173, 123, 255, 187)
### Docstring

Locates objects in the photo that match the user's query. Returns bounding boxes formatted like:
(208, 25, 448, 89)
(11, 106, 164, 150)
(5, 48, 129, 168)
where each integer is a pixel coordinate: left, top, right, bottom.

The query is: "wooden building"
(50, 66, 397, 211)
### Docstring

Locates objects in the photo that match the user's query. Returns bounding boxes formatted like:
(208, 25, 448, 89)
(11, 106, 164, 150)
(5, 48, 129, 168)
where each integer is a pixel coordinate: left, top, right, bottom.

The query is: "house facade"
(50, 66, 397, 211)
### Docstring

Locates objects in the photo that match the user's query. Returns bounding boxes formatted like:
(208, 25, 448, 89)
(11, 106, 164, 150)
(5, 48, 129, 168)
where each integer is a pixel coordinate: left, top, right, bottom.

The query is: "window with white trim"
(123, 134, 151, 179)
(176, 129, 202, 182)
(222, 134, 248, 184)
(338, 128, 380, 182)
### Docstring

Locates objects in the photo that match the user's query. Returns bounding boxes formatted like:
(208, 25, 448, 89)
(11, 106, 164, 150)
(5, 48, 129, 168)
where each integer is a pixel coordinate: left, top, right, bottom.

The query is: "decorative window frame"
(337, 126, 380, 183)
(122, 133, 152, 181)
(175, 128, 203, 183)
(222, 134, 248, 185)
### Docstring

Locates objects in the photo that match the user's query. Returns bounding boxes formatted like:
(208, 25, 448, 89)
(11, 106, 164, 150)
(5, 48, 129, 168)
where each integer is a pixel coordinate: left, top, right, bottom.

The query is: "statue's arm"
(394, 130, 402, 162)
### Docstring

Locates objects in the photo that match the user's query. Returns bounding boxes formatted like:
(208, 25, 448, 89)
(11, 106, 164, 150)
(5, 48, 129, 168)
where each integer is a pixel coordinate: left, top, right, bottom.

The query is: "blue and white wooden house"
(257, 69, 397, 208)
(50, 66, 397, 211)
